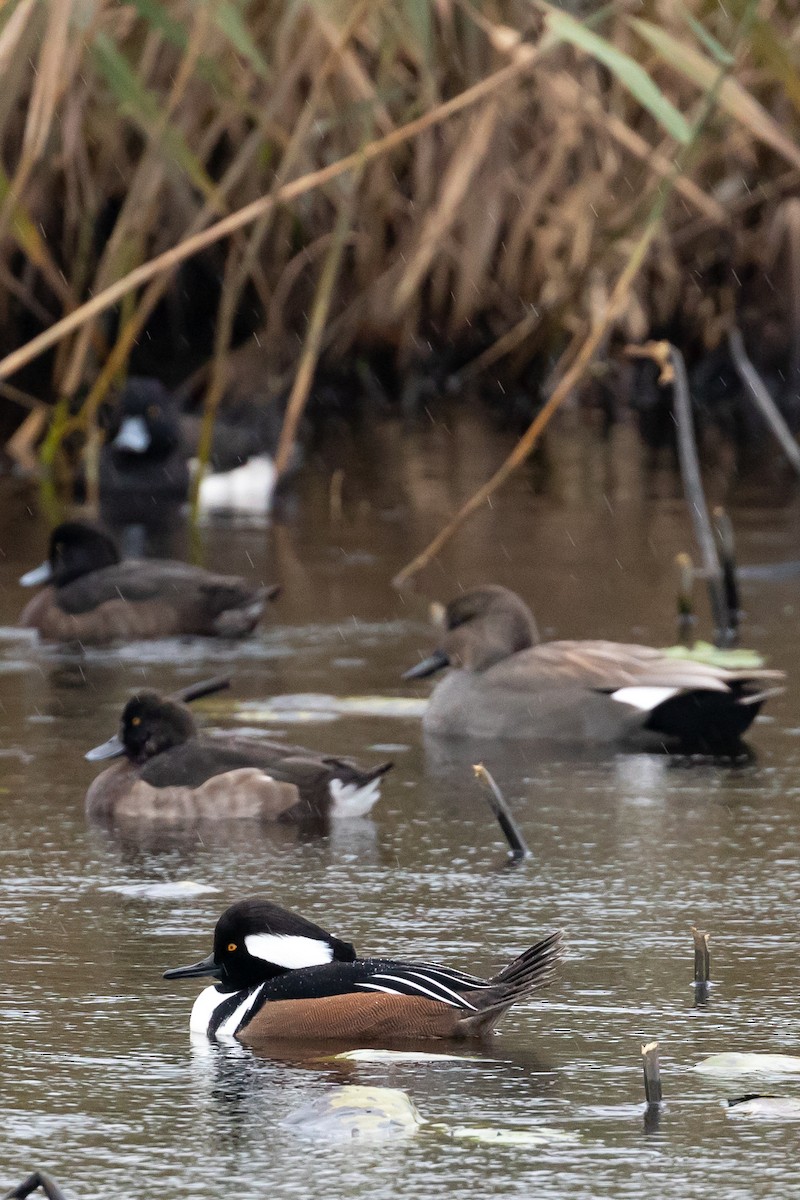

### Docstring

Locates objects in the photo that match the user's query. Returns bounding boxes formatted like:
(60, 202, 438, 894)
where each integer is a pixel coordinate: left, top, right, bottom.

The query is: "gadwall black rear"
(403, 585, 784, 753)
(18, 521, 278, 644)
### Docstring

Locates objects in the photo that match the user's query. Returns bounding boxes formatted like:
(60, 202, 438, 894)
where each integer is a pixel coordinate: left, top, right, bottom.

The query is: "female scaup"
(85, 690, 392, 824)
(19, 522, 278, 643)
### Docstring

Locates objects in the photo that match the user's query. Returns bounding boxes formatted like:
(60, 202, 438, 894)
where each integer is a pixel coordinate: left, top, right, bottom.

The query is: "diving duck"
(164, 898, 562, 1042)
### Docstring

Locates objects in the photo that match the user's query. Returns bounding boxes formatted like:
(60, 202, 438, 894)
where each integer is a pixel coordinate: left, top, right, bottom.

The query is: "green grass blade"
(91, 32, 218, 200)
(544, 8, 691, 144)
(631, 17, 800, 169)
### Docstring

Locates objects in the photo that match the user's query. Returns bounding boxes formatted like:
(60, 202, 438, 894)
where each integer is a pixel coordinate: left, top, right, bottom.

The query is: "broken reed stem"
(675, 551, 695, 648)
(728, 326, 800, 476)
(713, 506, 740, 635)
(472, 763, 530, 861)
(274, 178, 360, 478)
(692, 926, 711, 986)
(670, 344, 729, 643)
(0, 48, 543, 385)
(641, 1041, 662, 1106)
(3, 1172, 68, 1200)
(170, 676, 231, 705)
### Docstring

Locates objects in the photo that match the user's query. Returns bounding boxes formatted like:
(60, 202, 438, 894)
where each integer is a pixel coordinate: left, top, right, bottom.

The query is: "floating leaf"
(660, 641, 765, 669)
(545, 8, 691, 144)
(695, 1053, 800, 1077)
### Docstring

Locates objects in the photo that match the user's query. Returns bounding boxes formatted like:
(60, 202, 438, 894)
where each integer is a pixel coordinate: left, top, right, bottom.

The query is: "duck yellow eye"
(227, 943, 237, 953)
(131, 716, 141, 727)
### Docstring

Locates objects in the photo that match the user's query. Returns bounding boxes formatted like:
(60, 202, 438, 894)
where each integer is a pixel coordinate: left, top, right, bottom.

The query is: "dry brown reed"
(0, 0, 796, 477)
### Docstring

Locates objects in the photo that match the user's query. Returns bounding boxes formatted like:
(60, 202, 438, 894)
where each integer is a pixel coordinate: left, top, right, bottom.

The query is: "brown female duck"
(19, 521, 278, 643)
(85, 690, 392, 824)
(403, 585, 784, 752)
(164, 897, 563, 1043)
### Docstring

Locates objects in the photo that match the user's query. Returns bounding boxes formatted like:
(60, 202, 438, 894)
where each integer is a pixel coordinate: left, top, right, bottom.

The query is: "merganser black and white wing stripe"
(355, 967, 483, 1010)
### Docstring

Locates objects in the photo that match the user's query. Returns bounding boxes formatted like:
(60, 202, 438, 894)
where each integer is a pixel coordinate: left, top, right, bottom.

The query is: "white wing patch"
(610, 686, 680, 712)
(244, 932, 334, 970)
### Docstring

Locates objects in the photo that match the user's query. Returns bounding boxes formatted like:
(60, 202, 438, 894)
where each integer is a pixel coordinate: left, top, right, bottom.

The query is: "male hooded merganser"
(19, 521, 278, 643)
(85, 690, 392, 823)
(403, 585, 784, 753)
(164, 898, 563, 1043)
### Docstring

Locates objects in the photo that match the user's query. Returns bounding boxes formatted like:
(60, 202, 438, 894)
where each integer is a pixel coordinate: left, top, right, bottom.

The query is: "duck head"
(403, 585, 538, 677)
(163, 898, 357, 990)
(86, 691, 197, 764)
(107, 377, 181, 460)
(20, 521, 120, 588)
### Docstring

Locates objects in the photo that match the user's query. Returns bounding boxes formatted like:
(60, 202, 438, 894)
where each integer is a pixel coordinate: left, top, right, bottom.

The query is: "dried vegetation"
(0, 0, 798, 466)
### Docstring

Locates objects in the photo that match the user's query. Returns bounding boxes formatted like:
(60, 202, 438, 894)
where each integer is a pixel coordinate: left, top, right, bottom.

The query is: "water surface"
(1, 413, 799, 1198)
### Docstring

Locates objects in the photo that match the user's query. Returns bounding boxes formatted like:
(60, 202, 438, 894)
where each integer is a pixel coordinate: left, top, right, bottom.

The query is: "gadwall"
(403, 585, 784, 752)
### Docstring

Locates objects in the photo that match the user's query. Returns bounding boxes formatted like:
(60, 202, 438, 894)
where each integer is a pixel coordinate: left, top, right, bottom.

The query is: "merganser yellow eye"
(131, 716, 141, 726)
(227, 943, 237, 952)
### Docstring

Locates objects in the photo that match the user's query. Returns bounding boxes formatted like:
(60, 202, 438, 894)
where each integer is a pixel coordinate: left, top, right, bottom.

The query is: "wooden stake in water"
(4, 1172, 68, 1200)
(641, 1041, 662, 1106)
(472, 764, 530, 862)
(713, 507, 740, 639)
(675, 551, 695, 648)
(692, 927, 711, 986)
(171, 676, 232, 705)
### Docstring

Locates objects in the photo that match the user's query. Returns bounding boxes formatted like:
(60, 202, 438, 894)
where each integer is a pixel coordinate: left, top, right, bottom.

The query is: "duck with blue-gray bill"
(85, 689, 392, 824)
(403, 585, 784, 753)
(19, 521, 278, 643)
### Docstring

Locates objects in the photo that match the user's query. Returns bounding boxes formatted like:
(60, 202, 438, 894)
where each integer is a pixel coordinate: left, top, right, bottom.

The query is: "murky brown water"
(2, 410, 800, 1198)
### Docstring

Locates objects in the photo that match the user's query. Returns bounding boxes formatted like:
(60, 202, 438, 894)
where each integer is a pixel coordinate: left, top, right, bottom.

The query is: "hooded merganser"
(85, 690, 392, 823)
(19, 521, 279, 643)
(164, 898, 563, 1042)
(403, 585, 784, 753)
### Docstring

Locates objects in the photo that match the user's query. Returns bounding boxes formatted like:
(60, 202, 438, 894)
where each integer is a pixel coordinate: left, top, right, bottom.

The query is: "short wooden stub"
(472, 763, 530, 862)
(692, 927, 711, 986)
(641, 1041, 662, 1106)
(675, 551, 695, 647)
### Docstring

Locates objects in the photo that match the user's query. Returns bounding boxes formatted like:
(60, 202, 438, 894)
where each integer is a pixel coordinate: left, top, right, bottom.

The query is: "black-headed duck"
(403, 585, 784, 752)
(19, 522, 278, 643)
(85, 690, 392, 824)
(100, 378, 189, 525)
(164, 897, 562, 1042)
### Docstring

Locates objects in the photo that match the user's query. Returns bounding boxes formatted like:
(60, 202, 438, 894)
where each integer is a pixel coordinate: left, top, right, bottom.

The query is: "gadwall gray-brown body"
(403, 586, 784, 753)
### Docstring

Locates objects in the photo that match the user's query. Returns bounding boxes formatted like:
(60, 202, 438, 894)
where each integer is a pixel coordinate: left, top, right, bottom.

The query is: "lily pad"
(282, 1086, 423, 1140)
(695, 1053, 800, 1077)
(727, 1095, 800, 1119)
(660, 642, 765, 669)
(325, 1049, 481, 1064)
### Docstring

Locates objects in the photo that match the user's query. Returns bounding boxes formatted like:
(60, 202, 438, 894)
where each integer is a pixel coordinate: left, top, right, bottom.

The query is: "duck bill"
(114, 415, 151, 453)
(19, 561, 52, 587)
(85, 733, 126, 762)
(402, 649, 450, 680)
(163, 953, 221, 981)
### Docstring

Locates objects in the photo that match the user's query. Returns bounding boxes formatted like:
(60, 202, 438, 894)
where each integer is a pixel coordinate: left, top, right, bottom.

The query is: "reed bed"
(0, 0, 798, 467)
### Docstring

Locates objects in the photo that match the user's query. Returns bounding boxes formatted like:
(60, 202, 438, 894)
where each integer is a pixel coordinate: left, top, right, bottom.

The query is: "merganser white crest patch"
(244, 932, 335, 969)
(610, 686, 680, 712)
